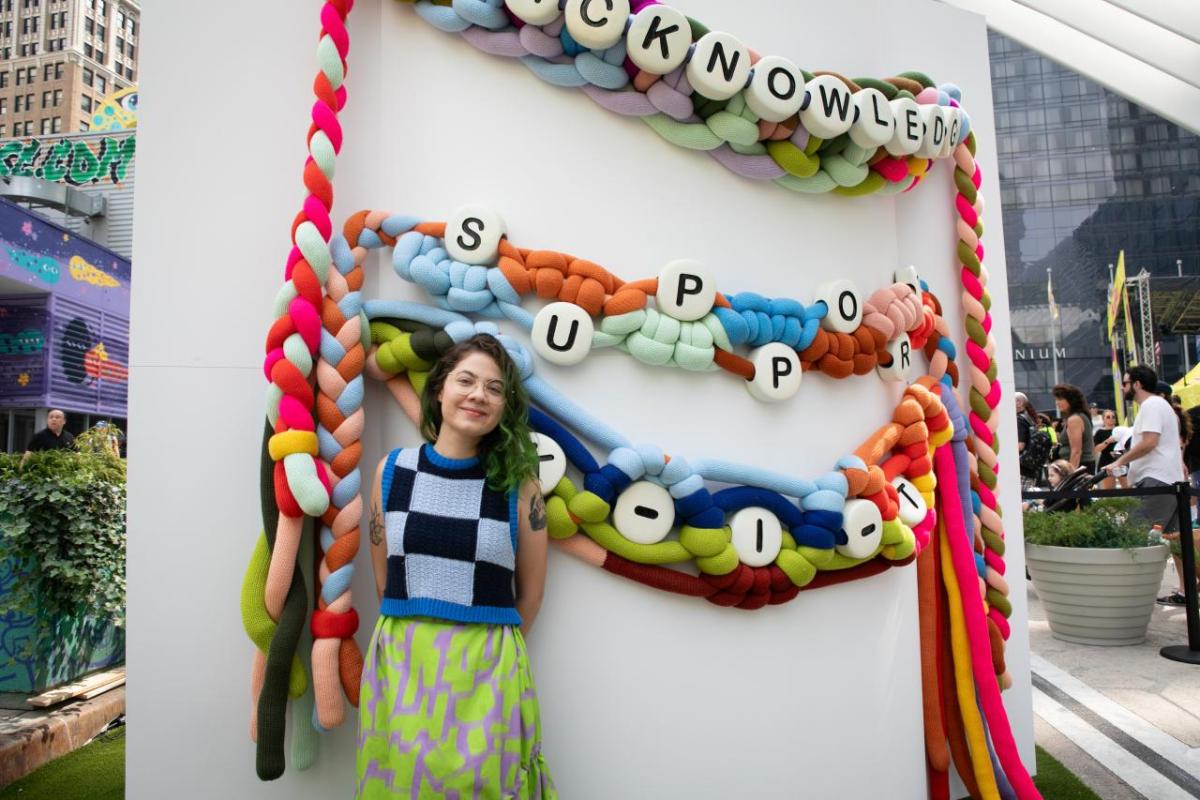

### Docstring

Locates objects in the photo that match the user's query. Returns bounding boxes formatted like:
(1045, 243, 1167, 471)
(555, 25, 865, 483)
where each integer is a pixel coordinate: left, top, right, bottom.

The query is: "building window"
(83, 42, 92, 57)
(14, 95, 23, 112)
(53, 88, 60, 105)
(126, 44, 133, 60)
(54, 62, 62, 80)
(81, 94, 91, 112)
(1, 21, 11, 37)
(41, 89, 49, 106)
(84, 17, 93, 33)
(79, 120, 89, 132)
(96, 23, 104, 39)
(116, 9, 124, 27)
(95, 74, 105, 93)
(0, 98, 6, 114)
(40, 118, 49, 134)
(30, 14, 36, 32)
(96, 0, 105, 14)
(94, 49, 103, 64)
(0, 72, 7, 89)
(42, 63, 52, 81)
(51, 116, 60, 133)
(82, 66, 93, 86)
(0, 125, 5, 138)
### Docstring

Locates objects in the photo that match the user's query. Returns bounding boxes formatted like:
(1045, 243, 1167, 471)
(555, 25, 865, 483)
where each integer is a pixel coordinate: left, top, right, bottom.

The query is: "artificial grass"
(1032, 744, 1103, 800)
(0, 725, 123, 800)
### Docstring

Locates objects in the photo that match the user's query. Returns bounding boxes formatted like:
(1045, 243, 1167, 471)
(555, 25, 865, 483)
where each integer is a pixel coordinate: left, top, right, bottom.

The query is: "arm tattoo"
(528, 493, 547, 532)
(369, 501, 385, 546)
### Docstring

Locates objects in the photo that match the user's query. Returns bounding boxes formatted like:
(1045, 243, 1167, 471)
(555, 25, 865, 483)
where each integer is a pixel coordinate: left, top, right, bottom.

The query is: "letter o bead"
(836, 498, 883, 559)
(816, 280, 863, 334)
(744, 56, 805, 123)
(444, 206, 505, 265)
(505, 0, 561, 26)
(656, 259, 716, 321)
(746, 342, 802, 403)
(531, 302, 594, 366)
(531, 432, 567, 495)
(729, 507, 784, 567)
(563, 0, 631, 52)
(625, 6, 691, 74)
(686, 31, 752, 101)
(613, 481, 676, 545)
(876, 333, 914, 382)
(799, 74, 855, 139)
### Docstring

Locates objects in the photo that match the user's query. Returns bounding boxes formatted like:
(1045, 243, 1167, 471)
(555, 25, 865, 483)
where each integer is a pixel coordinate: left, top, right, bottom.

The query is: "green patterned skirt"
(356, 616, 556, 799)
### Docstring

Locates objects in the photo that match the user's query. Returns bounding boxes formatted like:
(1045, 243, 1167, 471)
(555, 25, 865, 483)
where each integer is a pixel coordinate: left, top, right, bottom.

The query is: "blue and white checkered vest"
(379, 444, 521, 625)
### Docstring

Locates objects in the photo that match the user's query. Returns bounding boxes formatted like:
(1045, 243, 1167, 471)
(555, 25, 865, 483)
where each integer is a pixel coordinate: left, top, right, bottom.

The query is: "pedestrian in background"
(1053, 383, 1096, 472)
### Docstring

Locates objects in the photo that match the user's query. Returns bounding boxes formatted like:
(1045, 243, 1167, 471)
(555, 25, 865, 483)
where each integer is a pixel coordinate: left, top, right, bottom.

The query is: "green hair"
(419, 334, 538, 493)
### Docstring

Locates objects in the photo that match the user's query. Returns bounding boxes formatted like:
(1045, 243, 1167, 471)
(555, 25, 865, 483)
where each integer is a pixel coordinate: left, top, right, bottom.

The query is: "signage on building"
(1013, 346, 1068, 360)
(0, 134, 135, 187)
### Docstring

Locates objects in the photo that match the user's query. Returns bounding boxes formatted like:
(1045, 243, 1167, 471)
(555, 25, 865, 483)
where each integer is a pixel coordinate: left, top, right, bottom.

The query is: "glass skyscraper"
(988, 31, 1200, 411)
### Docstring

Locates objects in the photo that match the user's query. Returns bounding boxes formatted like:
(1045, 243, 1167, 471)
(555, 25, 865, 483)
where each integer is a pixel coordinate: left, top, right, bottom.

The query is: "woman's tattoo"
(369, 502, 384, 546)
(528, 493, 547, 532)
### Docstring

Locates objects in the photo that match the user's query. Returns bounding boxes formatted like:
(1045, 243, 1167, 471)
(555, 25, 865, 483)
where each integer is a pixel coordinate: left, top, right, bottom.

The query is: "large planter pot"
(1026, 543, 1169, 646)
(0, 556, 124, 694)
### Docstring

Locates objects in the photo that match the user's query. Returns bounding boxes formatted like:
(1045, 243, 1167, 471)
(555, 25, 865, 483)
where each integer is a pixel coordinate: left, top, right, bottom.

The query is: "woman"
(1093, 409, 1118, 489)
(1052, 383, 1095, 473)
(358, 334, 556, 799)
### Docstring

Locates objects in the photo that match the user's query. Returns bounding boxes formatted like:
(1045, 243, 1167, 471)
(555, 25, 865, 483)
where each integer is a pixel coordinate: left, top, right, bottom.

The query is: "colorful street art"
(69, 255, 121, 288)
(0, 303, 47, 396)
(6, 245, 60, 284)
(0, 135, 135, 186)
(91, 87, 138, 131)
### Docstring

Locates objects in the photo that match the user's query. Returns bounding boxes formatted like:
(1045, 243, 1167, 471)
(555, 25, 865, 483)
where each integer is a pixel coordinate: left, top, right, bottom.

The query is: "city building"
(0, 0, 139, 138)
(989, 30, 1200, 411)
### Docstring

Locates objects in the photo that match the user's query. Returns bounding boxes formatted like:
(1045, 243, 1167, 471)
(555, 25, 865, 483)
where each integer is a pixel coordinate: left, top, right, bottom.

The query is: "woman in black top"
(1093, 409, 1118, 488)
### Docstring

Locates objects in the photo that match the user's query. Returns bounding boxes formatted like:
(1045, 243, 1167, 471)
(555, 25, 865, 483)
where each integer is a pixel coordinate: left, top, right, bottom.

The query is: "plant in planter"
(1024, 499, 1169, 646)
(0, 428, 126, 693)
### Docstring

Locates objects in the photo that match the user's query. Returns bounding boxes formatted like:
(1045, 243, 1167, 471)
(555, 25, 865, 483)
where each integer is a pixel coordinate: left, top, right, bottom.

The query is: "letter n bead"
(626, 5, 691, 74)
(656, 260, 715, 321)
(686, 31, 752, 101)
(746, 342, 802, 403)
(531, 302, 594, 366)
(444, 206, 505, 265)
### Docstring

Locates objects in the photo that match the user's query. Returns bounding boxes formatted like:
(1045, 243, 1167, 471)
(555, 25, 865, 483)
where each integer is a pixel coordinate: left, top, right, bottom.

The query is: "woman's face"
(1055, 395, 1069, 414)
(1102, 411, 1116, 428)
(438, 351, 505, 441)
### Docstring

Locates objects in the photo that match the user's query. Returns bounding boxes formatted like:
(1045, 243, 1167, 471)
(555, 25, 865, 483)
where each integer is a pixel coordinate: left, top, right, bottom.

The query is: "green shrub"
(1022, 498, 1154, 549)
(0, 436, 126, 646)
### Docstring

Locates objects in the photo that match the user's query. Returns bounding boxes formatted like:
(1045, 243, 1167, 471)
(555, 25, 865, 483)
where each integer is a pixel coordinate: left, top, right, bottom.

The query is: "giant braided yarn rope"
(241, 0, 361, 782)
(398, 0, 970, 197)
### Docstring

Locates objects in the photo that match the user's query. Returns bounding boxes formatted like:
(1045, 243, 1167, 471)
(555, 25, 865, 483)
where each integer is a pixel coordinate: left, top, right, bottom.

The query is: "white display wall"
(127, 0, 1033, 797)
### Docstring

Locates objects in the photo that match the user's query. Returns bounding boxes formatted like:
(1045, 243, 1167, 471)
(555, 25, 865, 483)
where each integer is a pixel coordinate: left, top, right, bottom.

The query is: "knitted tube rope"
(397, 0, 971, 197)
(335, 210, 955, 392)
(244, 0, 354, 781)
(362, 310, 949, 609)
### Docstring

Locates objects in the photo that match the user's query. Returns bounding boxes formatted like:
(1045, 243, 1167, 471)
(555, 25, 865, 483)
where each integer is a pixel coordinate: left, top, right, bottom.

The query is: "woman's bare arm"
(369, 456, 389, 602)
(514, 480, 549, 636)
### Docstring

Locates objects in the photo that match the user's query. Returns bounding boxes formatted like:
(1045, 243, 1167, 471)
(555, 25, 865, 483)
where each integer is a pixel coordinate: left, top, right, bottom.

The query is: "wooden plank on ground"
(27, 667, 126, 708)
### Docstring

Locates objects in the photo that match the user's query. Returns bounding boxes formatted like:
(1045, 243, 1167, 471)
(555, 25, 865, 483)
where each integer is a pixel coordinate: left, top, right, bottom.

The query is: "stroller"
(1043, 467, 1102, 512)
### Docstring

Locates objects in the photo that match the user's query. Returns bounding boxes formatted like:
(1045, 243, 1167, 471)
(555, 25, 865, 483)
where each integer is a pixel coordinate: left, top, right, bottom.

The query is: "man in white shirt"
(1106, 365, 1190, 604)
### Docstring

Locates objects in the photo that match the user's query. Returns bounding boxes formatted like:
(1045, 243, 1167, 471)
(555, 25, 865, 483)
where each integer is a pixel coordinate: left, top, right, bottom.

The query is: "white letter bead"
(656, 259, 716, 321)
(531, 433, 567, 495)
(686, 31, 752, 101)
(849, 88, 895, 148)
(744, 56, 805, 123)
(729, 507, 784, 567)
(505, 0, 561, 26)
(799, 75, 855, 139)
(876, 333, 914, 382)
(885, 97, 922, 156)
(892, 477, 928, 527)
(531, 302, 594, 366)
(613, 481, 676, 545)
(746, 343, 802, 403)
(837, 498, 884, 559)
(894, 265, 920, 297)
(915, 104, 944, 159)
(444, 206, 505, 265)
(815, 280, 863, 334)
(947, 107, 963, 151)
(625, 6, 691, 74)
(564, 0, 631, 51)
(938, 107, 956, 158)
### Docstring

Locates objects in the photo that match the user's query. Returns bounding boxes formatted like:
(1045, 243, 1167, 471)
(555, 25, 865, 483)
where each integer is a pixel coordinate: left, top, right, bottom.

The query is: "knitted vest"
(379, 444, 521, 626)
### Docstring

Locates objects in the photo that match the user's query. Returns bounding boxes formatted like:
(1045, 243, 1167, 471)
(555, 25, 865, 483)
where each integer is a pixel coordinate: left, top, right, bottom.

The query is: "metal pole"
(1161, 481, 1200, 664)
(1180, 259, 1191, 375)
(1048, 267, 1060, 388)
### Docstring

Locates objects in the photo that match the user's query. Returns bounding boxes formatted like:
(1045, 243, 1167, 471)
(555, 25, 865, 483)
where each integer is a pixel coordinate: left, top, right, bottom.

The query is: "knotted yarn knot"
(718, 292, 823, 350)
(639, 66, 696, 122)
(394, 231, 507, 316)
(498, 247, 621, 316)
(703, 94, 762, 148)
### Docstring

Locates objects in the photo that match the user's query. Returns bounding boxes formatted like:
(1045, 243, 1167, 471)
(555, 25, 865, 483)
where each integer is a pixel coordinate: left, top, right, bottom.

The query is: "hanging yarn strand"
(245, 0, 355, 781)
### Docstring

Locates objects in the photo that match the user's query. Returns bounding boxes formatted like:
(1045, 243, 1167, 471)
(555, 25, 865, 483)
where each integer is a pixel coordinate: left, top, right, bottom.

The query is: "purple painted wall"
(0, 199, 130, 416)
(0, 197, 130, 315)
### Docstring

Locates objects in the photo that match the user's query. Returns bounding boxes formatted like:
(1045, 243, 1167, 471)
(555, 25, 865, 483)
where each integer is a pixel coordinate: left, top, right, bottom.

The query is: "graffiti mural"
(0, 303, 47, 396)
(90, 87, 139, 131)
(0, 198, 131, 315)
(0, 135, 135, 186)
